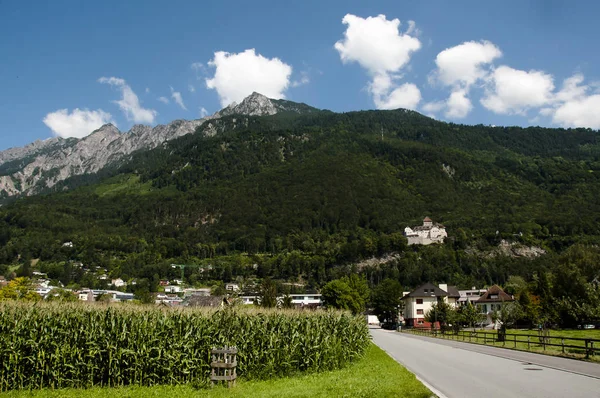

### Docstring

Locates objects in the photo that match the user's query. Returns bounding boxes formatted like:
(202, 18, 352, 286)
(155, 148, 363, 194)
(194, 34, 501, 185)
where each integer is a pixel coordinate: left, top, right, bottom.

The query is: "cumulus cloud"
(373, 83, 421, 110)
(445, 90, 473, 119)
(188, 84, 195, 93)
(98, 77, 157, 124)
(170, 86, 187, 110)
(158, 96, 169, 104)
(200, 107, 209, 118)
(206, 49, 292, 106)
(423, 90, 473, 119)
(539, 74, 600, 129)
(43, 108, 115, 138)
(552, 94, 600, 129)
(334, 14, 422, 110)
(481, 66, 555, 115)
(426, 40, 501, 119)
(432, 41, 502, 88)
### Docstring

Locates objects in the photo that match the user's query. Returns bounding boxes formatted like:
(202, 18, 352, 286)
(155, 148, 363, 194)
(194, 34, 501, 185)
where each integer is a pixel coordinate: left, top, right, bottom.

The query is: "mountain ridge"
(0, 92, 317, 199)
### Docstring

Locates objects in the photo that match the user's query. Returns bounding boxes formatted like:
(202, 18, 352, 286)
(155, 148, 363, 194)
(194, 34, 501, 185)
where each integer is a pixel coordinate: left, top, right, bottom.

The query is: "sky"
(2, 0, 600, 151)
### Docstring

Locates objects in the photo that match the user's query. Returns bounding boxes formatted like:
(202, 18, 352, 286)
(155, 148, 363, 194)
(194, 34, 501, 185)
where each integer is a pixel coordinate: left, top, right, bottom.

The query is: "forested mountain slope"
(1, 104, 600, 293)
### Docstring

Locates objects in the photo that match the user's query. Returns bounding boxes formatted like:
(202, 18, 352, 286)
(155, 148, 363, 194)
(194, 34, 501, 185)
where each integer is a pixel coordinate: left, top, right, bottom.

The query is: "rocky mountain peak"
(216, 92, 278, 117)
(0, 93, 320, 200)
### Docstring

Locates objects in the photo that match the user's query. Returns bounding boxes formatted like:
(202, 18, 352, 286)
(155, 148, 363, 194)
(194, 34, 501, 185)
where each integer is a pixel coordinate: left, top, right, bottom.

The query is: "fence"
(407, 329, 600, 360)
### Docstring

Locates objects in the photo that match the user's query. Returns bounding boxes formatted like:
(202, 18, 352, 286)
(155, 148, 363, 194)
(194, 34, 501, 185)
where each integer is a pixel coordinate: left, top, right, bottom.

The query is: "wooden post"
(561, 339, 565, 354)
(210, 346, 238, 388)
(585, 340, 590, 359)
(514, 334, 517, 348)
(527, 336, 530, 350)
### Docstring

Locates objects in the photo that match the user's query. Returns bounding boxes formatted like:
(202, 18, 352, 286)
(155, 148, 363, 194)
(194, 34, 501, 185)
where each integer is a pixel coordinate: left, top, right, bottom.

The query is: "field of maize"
(0, 302, 370, 391)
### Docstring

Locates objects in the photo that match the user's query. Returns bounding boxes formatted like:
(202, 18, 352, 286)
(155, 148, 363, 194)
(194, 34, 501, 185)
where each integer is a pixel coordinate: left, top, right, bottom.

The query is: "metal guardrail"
(406, 328, 599, 359)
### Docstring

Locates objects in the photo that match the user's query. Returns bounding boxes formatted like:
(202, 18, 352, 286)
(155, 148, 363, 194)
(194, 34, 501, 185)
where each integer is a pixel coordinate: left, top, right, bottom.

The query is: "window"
(418, 320, 424, 325)
(416, 299, 423, 304)
(417, 309, 423, 315)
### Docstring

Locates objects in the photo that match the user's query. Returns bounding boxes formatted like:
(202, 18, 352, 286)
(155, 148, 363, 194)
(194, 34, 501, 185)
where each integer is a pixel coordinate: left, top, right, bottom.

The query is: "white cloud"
(432, 41, 502, 88)
(422, 100, 445, 114)
(335, 14, 421, 75)
(200, 107, 209, 118)
(373, 82, 421, 110)
(481, 66, 555, 115)
(445, 89, 473, 118)
(158, 96, 169, 104)
(206, 49, 292, 106)
(334, 14, 422, 110)
(552, 94, 600, 129)
(170, 86, 187, 110)
(98, 77, 157, 124)
(191, 62, 204, 71)
(423, 89, 472, 119)
(188, 84, 195, 93)
(425, 40, 501, 119)
(43, 108, 115, 138)
(541, 74, 600, 129)
(291, 71, 310, 88)
(145, 87, 150, 94)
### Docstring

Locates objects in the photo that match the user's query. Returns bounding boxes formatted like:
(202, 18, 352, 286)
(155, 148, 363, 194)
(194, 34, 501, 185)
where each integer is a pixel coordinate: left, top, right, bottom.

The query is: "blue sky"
(2, 0, 600, 150)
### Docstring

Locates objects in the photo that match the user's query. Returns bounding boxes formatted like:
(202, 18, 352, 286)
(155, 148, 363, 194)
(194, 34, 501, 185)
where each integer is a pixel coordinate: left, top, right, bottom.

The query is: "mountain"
(1, 97, 600, 304)
(0, 92, 319, 199)
(215, 92, 320, 117)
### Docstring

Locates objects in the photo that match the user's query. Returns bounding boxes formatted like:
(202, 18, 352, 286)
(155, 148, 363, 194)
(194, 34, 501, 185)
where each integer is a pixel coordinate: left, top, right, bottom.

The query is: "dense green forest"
(1, 108, 600, 321)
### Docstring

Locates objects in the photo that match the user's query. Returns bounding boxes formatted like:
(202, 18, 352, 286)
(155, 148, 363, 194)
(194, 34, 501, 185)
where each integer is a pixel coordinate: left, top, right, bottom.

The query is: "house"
(225, 283, 240, 292)
(404, 217, 448, 245)
(457, 288, 487, 306)
(402, 283, 460, 328)
(164, 285, 182, 294)
(237, 294, 323, 308)
(288, 293, 322, 307)
(475, 285, 514, 327)
(0, 276, 7, 288)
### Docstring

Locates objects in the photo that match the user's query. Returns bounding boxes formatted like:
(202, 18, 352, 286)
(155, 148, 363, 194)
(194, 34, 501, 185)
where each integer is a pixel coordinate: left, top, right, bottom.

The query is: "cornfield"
(0, 302, 370, 391)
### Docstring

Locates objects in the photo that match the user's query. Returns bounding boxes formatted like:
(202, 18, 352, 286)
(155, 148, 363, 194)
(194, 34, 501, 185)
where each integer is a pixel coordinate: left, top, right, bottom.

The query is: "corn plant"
(0, 302, 370, 391)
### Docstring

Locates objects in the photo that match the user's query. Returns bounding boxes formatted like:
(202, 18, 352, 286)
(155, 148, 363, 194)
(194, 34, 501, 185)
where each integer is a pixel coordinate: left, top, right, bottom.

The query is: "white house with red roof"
(404, 217, 448, 245)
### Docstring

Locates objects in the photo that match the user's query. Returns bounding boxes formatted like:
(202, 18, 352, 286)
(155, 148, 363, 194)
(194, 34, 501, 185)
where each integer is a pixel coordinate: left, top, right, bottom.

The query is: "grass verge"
(0, 344, 432, 398)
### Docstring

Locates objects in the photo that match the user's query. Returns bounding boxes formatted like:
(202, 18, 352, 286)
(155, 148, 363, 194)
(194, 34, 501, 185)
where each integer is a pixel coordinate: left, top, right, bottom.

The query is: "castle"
(404, 217, 447, 245)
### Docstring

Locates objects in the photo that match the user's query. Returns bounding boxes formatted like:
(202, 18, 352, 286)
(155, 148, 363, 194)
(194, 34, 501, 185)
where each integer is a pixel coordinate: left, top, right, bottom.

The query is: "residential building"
(225, 283, 240, 292)
(238, 293, 323, 308)
(475, 285, 514, 327)
(0, 276, 7, 288)
(404, 217, 448, 245)
(164, 285, 182, 294)
(402, 283, 460, 328)
(457, 288, 487, 306)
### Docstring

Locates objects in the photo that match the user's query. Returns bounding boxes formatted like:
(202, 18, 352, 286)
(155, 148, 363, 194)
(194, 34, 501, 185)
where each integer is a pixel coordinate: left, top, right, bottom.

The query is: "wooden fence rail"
(406, 328, 600, 359)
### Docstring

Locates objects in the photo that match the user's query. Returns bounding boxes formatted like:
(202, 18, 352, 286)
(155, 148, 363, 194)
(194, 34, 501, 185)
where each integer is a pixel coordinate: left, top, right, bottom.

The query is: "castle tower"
(423, 216, 433, 228)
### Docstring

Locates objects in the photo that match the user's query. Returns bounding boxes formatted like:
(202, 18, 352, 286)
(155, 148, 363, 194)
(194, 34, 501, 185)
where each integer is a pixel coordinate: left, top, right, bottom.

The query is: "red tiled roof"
(423, 216, 432, 222)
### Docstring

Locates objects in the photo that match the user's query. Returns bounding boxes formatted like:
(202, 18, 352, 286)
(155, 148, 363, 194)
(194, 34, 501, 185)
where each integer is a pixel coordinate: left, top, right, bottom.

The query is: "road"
(371, 328, 600, 398)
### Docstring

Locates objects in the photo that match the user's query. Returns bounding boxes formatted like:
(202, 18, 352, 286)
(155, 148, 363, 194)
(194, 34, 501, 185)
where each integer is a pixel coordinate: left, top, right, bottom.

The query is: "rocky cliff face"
(0, 93, 318, 199)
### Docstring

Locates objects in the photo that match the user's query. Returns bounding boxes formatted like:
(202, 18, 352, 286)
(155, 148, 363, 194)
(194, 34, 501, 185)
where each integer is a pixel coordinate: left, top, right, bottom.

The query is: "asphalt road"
(371, 328, 600, 398)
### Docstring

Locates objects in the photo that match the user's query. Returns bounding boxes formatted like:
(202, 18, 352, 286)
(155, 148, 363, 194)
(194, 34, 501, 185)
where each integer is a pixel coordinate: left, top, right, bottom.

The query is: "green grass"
(0, 344, 432, 398)
(92, 174, 154, 197)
